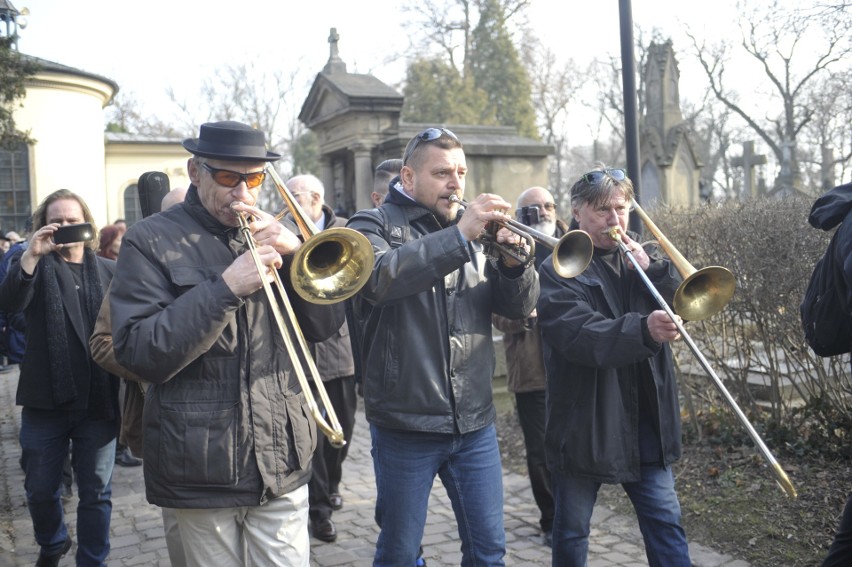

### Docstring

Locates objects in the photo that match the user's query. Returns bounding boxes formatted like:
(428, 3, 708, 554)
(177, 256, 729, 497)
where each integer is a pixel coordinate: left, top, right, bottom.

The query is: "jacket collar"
(184, 185, 245, 245)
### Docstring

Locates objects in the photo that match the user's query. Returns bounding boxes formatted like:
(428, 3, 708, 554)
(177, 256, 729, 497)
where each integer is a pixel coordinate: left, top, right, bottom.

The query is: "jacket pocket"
(283, 392, 317, 472)
(158, 403, 238, 487)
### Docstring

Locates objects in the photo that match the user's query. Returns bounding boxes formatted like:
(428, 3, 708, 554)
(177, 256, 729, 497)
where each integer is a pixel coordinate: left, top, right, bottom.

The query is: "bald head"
(516, 186, 557, 234)
(161, 187, 188, 211)
(517, 186, 552, 209)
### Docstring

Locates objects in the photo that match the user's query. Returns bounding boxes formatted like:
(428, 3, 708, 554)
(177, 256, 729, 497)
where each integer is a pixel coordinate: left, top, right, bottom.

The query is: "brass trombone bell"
(265, 167, 375, 305)
(631, 200, 735, 321)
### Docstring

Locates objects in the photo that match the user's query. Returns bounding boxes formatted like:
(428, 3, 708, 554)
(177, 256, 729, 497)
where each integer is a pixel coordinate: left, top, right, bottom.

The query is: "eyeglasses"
(539, 202, 556, 211)
(580, 168, 627, 185)
(202, 163, 267, 189)
(403, 127, 459, 165)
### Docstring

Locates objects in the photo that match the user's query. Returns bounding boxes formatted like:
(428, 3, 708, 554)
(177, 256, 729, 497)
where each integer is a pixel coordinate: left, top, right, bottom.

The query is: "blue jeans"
(551, 466, 690, 567)
(20, 407, 117, 566)
(370, 423, 505, 567)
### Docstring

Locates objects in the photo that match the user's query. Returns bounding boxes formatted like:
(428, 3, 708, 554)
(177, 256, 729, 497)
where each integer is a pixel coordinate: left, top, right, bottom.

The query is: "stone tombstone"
(299, 29, 553, 216)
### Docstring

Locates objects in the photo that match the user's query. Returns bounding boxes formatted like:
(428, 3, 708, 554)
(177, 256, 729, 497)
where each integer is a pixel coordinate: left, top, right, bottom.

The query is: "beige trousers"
(172, 484, 310, 567)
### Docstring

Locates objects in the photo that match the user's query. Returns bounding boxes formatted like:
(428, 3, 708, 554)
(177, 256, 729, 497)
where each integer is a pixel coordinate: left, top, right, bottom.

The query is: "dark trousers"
(515, 390, 554, 533)
(823, 493, 852, 566)
(309, 376, 357, 522)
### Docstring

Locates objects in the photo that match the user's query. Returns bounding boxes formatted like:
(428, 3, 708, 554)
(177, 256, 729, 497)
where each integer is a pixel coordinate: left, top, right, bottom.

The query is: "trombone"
(233, 168, 375, 448)
(449, 195, 594, 278)
(609, 209, 797, 498)
(632, 200, 735, 321)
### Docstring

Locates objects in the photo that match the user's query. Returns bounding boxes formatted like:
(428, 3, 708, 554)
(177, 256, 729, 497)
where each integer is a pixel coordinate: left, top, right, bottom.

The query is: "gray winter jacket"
(110, 187, 343, 508)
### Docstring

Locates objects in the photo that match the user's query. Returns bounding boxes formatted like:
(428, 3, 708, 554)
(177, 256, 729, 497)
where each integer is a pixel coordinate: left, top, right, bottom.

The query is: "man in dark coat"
(285, 173, 358, 544)
(0, 189, 119, 567)
(347, 127, 539, 566)
(808, 181, 852, 567)
(492, 185, 562, 547)
(537, 167, 691, 567)
(109, 121, 343, 567)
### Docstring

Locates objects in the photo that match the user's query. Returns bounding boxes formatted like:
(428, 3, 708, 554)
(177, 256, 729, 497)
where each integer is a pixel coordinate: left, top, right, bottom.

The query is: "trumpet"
(609, 222, 797, 498)
(449, 195, 594, 278)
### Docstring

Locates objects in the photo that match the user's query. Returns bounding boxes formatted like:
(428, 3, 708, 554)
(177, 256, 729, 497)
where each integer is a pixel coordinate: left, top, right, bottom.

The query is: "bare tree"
(402, 0, 529, 75)
(687, 0, 852, 195)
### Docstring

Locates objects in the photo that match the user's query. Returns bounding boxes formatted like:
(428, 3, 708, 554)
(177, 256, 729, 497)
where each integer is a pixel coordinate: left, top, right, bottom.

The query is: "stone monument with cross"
(298, 28, 553, 214)
(731, 140, 767, 198)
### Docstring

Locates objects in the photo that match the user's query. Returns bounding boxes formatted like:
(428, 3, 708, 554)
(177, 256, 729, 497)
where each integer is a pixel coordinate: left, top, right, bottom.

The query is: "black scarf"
(42, 249, 113, 417)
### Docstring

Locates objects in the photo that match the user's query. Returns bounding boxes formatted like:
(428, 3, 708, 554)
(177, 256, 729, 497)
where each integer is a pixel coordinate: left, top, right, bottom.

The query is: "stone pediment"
(299, 71, 404, 128)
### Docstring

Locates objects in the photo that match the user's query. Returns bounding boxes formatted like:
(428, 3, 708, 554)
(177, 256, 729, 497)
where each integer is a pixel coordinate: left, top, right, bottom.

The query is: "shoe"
(416, 546, 427, 566)
(329, 492, 343, 511)
(312, 518, 337, 542)
(115, 448, 142, 467)
(542, 530, 553, 547)
(35, 535, 72, 567)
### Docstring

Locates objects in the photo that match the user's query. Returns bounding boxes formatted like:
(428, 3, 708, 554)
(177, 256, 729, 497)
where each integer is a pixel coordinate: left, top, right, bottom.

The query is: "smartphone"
(53, 223, 95, 245)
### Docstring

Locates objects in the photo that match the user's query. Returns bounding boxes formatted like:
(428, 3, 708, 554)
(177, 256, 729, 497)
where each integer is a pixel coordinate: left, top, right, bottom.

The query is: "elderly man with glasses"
(492, 186, 565, 548)
(537, 166, 691, 567)
(109, 121, 344, 567)
(346, 127, 539, 566)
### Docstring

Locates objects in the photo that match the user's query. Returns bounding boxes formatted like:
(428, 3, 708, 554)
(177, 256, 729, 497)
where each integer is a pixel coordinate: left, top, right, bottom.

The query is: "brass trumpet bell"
(290, 227, 375, 305)
(552, 231, 594, 279)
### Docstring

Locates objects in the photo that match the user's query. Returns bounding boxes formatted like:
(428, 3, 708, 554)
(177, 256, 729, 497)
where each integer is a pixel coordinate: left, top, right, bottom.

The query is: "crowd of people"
(0, 120, 848, 567)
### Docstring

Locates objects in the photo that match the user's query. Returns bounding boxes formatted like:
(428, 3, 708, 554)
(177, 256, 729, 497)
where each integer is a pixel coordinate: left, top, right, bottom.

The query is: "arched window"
(122, 184, 142, 226)
(0, 143, 32, 233)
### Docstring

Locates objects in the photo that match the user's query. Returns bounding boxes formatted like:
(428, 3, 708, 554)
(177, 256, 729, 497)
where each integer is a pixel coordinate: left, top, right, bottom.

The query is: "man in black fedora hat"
(109, 120, 344, 566)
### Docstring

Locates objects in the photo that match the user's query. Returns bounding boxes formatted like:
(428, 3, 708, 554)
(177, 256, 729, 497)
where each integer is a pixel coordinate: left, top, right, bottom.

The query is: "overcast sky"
(16, 0, 749, 119)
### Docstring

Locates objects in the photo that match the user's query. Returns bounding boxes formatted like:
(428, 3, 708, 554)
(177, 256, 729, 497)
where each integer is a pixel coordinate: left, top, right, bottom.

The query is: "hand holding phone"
(53, 223, 95, 245)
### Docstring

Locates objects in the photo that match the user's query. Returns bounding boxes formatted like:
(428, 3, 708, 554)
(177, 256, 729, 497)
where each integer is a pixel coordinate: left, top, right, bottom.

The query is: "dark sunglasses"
(202, 163, 267, 189)
(580, 168, 627, 185)
(403, 127, 459, 164)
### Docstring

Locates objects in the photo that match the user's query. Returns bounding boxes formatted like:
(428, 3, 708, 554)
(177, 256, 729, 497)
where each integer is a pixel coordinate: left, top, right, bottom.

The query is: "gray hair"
(569, 166, 634, 211)
(285, 174, 325, 199)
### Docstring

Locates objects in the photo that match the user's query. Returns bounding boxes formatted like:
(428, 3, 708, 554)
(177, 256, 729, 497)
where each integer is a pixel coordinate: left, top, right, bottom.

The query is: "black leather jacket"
(346, 188, 539, 434)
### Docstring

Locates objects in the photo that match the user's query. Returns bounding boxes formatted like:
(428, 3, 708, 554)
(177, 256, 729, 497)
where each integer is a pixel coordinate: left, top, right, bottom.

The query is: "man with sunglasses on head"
(492, 186, 563, 548)
(109, 121, 344, 567)
(347, 127, 539, 566)
(537, 166, 690, 567)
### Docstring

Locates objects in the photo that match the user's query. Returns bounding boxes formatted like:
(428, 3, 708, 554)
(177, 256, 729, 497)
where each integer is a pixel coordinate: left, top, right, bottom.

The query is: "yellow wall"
(16, 70, 114, 225)
(14, 65, 191, 228)
(104, 141, 190, 223)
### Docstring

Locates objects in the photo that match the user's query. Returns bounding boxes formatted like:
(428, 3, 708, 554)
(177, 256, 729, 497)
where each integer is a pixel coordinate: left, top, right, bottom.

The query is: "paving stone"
(0, 367, 750, 566)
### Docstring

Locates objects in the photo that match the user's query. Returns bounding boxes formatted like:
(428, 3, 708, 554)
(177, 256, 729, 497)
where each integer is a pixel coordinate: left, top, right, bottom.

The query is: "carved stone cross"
(732, 141, 767, 198)
(328, 28, 340, 60)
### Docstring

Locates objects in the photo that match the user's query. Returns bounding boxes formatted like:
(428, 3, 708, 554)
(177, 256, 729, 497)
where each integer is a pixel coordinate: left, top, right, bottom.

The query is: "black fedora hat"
(182, 121, 281, 162)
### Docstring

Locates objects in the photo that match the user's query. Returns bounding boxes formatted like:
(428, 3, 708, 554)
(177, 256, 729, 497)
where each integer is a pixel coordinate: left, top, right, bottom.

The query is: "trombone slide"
(611, 231, 796, 498)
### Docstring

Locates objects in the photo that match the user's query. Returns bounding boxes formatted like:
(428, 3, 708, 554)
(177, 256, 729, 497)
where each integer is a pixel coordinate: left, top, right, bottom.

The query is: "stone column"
(353, 145, 373, 213)
(319, 156, 335, 208)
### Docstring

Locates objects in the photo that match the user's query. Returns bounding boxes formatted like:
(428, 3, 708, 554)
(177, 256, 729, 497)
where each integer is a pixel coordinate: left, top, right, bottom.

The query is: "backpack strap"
(378, 202, 410, 249)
